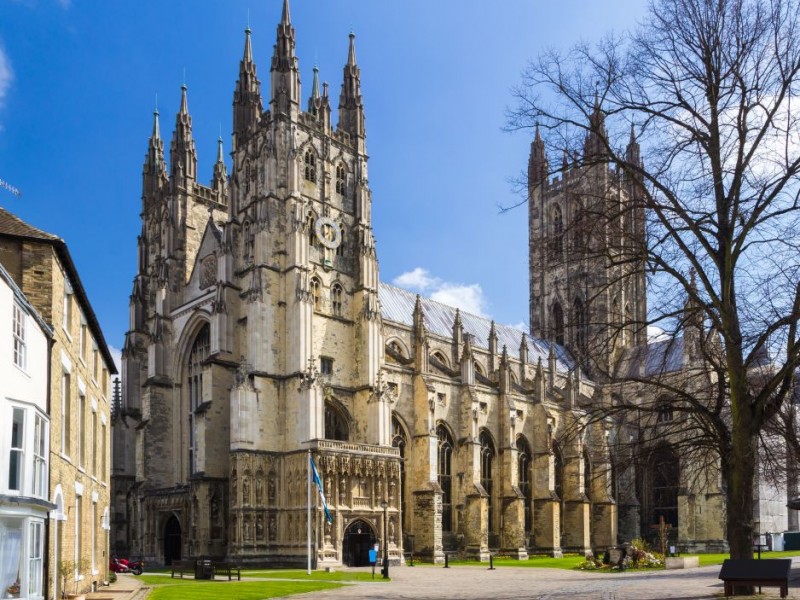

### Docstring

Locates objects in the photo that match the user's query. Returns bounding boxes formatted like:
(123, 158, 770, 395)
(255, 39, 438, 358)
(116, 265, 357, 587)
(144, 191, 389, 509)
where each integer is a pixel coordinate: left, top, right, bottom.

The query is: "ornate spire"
(271, 0, 301, 114)
(142, 107, 167, 203)
(144, 108, 166, 176)
(584, 94, 608, 160)
(170, 84, 197, 183)
(234, 27, 262, 139)
(338, 32, 365, 141)
(528, 122, 548, 188)
(308, 65, 320, 115)
(212, 136, 228, 199)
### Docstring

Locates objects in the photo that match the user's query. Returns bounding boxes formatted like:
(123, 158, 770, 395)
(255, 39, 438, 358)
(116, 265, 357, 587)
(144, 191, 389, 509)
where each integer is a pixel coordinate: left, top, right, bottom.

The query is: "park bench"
(718, 558, 791, 598)
(170, 560, 193, 578)
(212, 561, 241, 581)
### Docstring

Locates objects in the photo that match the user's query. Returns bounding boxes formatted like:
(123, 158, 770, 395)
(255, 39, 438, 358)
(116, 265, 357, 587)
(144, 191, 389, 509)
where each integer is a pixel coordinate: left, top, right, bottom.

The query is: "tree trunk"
(725, 413, 757, 560)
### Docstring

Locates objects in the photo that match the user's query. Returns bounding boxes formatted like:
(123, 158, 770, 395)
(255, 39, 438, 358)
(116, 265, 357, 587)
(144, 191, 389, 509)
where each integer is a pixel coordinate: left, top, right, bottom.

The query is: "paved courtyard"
(277, 559, 800, 600)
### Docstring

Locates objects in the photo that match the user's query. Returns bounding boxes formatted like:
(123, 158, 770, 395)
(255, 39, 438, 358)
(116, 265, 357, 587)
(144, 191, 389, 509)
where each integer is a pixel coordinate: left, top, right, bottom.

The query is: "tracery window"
(552, 302, 565, 346)
(188, 324, 210, 475)
(243, 220, 254, 263)
(310, 277, 322, 310)
(331, 283, 343, 317)
(324, 401, 349, 441)
(551, 204, 564, 254)
(574, 297, 588, 356)
(437, 424, 454, 532)
(553, 442, 565, 544)
(392, 416, 408, 530)
(583, 449, 592, 500)
(304, 150, 316, 183)
(335, 164, 346, 195)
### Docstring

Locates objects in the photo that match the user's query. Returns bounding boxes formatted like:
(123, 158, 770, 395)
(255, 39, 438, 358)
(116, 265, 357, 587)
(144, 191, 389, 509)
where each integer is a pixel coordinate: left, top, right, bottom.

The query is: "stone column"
(500, 494, 527, 559)
(464, 488, 489, 561)
(533, 451, 562, 557)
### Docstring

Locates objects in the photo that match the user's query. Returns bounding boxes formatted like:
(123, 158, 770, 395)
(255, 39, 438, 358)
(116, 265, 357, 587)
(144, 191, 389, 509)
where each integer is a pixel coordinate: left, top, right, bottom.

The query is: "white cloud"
(392, 267, 441, 291)
(647, 325, 669, 342)
(392, 268, 490, 318)
(507, 321, 528, 332)
(108, 345, 123, 377)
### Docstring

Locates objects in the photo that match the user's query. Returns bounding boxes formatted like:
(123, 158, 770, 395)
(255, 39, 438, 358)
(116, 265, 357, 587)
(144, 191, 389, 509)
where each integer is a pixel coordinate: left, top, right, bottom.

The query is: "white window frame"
(61, 368, 71, 458)
(8, 406, 25, 492)
(28, 519, 44, 598)
(33, 412, 47, 499)
(62, 280, 74, 337)
(12, 302, 26, 370)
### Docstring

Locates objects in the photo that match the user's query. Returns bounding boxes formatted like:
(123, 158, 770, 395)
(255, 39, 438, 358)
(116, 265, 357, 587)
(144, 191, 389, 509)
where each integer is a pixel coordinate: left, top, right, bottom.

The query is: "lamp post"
(380, 500, 389, 579)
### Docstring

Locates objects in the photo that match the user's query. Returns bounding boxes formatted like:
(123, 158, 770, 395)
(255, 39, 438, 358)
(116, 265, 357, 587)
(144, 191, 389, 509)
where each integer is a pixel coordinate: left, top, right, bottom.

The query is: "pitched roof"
(378, 282, 575, 373)
(0, 207, 118, 374)
(617, 336, 685, 378)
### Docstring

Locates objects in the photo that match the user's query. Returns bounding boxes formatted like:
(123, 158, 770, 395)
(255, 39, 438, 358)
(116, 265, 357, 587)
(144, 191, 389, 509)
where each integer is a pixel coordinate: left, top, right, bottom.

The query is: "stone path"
(274, 560, 800, 600)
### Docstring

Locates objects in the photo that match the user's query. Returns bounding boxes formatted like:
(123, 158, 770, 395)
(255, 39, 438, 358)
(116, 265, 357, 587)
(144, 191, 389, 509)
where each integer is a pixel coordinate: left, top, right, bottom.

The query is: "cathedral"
(111, 1, 786, 567)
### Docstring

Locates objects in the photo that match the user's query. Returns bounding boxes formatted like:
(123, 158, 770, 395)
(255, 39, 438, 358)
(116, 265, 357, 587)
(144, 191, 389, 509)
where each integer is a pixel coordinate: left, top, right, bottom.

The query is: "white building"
(0, 262, 53, 600)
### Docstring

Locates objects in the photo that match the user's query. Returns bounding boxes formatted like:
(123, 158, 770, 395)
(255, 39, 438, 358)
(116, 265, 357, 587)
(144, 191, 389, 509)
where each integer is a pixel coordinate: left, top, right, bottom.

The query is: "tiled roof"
(618, 337, 685, 377)
(0, 207, 60, 241)
(379, 282, 575, 373)
(0, 207, 118, 374)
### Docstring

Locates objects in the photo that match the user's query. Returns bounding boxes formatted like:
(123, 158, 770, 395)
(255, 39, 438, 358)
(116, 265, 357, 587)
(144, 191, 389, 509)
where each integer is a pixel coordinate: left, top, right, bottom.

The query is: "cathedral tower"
(115, 1, 400, 567)
(528, 107, 647, 376)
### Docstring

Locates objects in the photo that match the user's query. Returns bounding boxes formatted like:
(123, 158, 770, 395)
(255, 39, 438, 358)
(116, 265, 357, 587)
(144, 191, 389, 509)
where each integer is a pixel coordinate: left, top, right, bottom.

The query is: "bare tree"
(508, 0, 800, 558)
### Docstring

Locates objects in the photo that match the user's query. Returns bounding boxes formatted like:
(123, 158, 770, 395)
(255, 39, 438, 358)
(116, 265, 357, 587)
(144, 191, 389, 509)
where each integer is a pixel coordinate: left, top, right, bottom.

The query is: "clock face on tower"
(315, 216, 342, 249)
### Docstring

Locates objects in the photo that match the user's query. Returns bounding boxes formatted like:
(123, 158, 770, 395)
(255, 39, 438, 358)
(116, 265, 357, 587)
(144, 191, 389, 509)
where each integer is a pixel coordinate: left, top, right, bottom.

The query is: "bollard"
(409, 552, 414, 567)
(444, 553, 449, 568)
(488, 554, 496, 570)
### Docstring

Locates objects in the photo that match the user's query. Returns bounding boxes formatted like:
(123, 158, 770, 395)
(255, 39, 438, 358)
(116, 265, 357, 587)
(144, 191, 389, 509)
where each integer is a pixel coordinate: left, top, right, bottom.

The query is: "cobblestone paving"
(277, 560, 800, 600)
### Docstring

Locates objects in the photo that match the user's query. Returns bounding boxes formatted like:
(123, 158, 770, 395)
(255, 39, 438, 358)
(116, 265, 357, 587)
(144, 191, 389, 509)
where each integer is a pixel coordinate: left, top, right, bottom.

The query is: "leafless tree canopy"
(508, 0, 800, 557)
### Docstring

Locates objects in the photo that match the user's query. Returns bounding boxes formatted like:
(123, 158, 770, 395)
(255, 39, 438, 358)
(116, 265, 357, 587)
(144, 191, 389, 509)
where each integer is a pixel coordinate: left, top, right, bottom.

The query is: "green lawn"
(691, 550, 800, 567)
(141, 577, 343, 600)
(246, 569, 387, 581)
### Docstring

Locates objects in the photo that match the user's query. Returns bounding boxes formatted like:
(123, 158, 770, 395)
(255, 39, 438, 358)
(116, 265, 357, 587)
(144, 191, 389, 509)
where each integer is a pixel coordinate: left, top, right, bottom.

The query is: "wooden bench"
(170, 560, 193, 579)
(212, 562, 241, 581)
(718, 558, 792, 598)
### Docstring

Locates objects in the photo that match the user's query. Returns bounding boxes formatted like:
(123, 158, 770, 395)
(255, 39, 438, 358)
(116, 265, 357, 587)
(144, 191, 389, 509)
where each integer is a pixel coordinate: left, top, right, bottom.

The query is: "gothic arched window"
(304, 150, 316, 183)
(437, 424, 454, 532)
(243, 220, 254, 264)
(647, 444, 679, 529)
(310, 277, 322, 310)
(583, 449, 592, 500)
(551, 204, 564, 254)
(553, 302, 565, 346)
(331, 283, 343, 317)
(574, 297, 588, 356)
(335, 225, 345, 257)
(480, 430, 496, 536)
(335, 164, 346, 195)
(187, 323, 210, 475)
(392, 416, 408, 531)
(324, 401, 349, 441)
(517, 437, 532, 535)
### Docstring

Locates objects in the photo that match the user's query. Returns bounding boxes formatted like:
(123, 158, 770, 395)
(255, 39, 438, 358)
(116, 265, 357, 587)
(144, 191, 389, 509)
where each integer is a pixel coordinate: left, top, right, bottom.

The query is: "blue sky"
(0, 0, 648, 370)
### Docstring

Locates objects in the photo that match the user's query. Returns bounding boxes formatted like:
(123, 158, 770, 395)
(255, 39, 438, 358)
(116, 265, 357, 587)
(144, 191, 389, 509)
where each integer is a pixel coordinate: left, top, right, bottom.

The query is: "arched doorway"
(342, 520, 376, 567)
(163, 515, 182, 565)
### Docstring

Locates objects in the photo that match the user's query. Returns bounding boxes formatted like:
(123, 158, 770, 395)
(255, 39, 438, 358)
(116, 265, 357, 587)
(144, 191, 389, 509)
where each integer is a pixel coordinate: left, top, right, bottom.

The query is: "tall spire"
(212, 136, 228, 201)
(271, 0, 301, 114)
(234, 27, 262, 139)
(528, 123, 548, 190)
(584, 94, 608, 160)
(308, 65, 320, 115)
(170, 84, 197, 184)
(143, 107, 167, 201)
(338, 32, 365, 143)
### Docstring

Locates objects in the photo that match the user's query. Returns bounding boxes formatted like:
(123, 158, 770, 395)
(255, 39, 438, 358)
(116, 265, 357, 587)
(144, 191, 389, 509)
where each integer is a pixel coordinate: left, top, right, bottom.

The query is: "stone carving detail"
(200, 255, 216, 289)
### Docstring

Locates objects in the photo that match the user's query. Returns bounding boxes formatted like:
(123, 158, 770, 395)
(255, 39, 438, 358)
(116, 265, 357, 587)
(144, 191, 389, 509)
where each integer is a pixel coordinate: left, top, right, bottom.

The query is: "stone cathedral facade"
(112, 1, 783, 567)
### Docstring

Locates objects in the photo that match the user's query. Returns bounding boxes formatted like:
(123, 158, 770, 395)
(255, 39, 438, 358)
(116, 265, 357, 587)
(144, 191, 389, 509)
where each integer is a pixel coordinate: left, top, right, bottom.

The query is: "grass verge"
(246, 569, 387, 581)
(141, 577, 343, 600)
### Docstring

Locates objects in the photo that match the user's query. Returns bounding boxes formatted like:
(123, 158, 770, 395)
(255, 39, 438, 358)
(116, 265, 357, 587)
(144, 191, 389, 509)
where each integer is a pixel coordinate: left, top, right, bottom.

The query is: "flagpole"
(307, 449, 312, 575)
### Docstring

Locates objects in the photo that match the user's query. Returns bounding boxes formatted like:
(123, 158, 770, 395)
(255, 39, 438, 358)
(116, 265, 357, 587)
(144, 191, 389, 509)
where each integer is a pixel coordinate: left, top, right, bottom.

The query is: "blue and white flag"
(310, 456, 333, 523)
